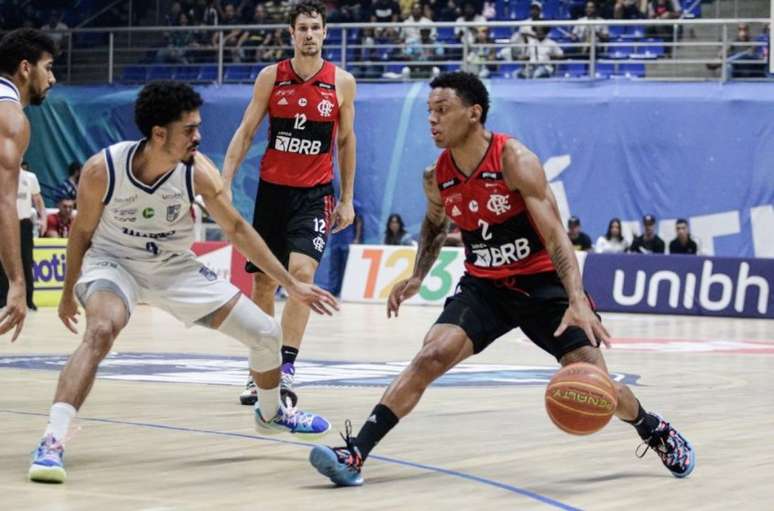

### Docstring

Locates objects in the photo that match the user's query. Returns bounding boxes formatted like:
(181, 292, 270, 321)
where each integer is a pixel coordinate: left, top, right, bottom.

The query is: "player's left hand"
(285, 281, 340, 316)
(554, 300, 611, 348)
(331, 200, 354, 233)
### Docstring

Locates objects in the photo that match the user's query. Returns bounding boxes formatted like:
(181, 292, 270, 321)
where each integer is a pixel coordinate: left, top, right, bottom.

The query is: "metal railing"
(40, 17, 772, 85)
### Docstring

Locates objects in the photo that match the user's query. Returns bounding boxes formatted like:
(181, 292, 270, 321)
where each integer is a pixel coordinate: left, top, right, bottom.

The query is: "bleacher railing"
(41, 18, 772, 84)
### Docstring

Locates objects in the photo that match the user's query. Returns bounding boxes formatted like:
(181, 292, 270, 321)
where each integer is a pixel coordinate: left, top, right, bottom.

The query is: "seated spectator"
(595, 217, 629, 253)
(165, 2, 184, 25)
(567, 215, 592, 251)
(518, 26, 564, 79)
(237, 4, 270, 62)
(646, 0, 681, 52)
(570, 2, 609, 58)
(261, 28, 290, 62)
(189, 0, 219, 25)
(56, 161, 81, 203)
(455, 2, 486, 46)
(614, 0, 646, 19)
(263, 0, 291, 24)
(40, 10, 68, 52)
(499, 1, 543, 61)
(669, 218, 699, 255)
(466, 27, 497, 78)
(404, 27, 444, 77)
(402, 3, 435, 47)
(46, 198, 75, 238)
(211, 4, 244, 62)
(629, 214, 665, 254)
(437, 0, 461, 21)
(384, 214, 413, 245)
(728, 23, 767, 78)
(159, 12, 200, 63)
(371, 0, 403, 42)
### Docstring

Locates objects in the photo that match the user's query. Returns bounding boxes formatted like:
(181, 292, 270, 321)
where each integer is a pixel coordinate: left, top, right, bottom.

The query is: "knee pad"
(218, 295, 282, 372)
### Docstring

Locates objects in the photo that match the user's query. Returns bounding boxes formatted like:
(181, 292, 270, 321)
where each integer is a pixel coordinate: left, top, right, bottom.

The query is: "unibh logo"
(613, 260, 770, 315)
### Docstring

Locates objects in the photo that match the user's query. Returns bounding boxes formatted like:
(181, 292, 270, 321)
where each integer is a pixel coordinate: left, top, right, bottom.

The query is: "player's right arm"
(221, 65, 277, 200)
(0, 105, 29, 341)
(387, 164, 449, 318)
(58, 153, 108, 334)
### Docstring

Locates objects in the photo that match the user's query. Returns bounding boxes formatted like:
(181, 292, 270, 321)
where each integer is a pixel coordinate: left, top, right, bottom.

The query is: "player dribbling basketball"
(309, 72, 695, 486)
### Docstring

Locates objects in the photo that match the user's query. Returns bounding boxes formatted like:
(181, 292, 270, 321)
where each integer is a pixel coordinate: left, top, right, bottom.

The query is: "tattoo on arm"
(412, 210, 449, 281)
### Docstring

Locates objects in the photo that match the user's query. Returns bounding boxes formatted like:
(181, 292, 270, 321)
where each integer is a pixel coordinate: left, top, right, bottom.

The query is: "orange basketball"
(545, 362, 618, 435)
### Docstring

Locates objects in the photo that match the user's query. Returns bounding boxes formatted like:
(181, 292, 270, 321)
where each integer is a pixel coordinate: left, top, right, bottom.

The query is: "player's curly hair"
(134, 80, 203, 138)
(289, 0, 327, 27)
(429, 71, 490, 125)
(0, 28, 57, 75)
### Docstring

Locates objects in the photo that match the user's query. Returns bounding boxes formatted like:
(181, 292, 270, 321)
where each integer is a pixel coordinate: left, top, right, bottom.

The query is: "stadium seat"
(491, 26, 513, 40)
(148, 66, 174, 80)
(624, 25, 645, 38)
(607, 42, 633, 59)
(121, 65, 147, 83)
(595, 62, 615, 78)
(639, 38, 665, 58)
(608, 25, 625, 39)
(250, 65, 263, 80)
(497, 62, 522, 77)
(224, 65, 253, 82)
(620, 62, 646, 78)
(561, 63, 588, 78)
(436, 27, 456, 42)
(174, 66, 200, 81)
(681, 0, 702, 18)
(198, 65, 218, 81)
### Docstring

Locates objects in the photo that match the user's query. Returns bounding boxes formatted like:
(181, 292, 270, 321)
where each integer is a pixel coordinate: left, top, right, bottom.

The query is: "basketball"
(545, 363, 618, 436)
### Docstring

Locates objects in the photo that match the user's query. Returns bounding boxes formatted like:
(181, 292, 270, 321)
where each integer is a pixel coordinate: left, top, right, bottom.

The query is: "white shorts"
(75, 251, 241, 326)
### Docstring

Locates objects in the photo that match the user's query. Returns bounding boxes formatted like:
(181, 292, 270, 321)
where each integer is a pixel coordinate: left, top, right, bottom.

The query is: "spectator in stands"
(56, 161, 81, 204)
(261, 28, 290, 62)
(629, 214, 665, 254)
(190, 0, 219, 25)
(566, 215, 592, 251)
(595, 217, 629, 253)
(646, 0, 681, 51)
(264, 0, 291, 24)
(466, 27, 497, 78)
(437, 0, 461, 21)
(45, 198, 75, 238)
(570, 1, 609, 58)
(727, 23, 767, 78)
(211, 3, 244, 62)
(372, 0, 403, 42)
(237, 4, 270, 62)
(518, 1, 544, 46)
(455, 2, 486, 46)
(402, 3, 435, 46)
(518, 26, 564, 78)
(384, 214, 413, 245)
(327, 200, 364, 297)
(159, 12, 200, 63)
(668, 218, 699, 255)
(613, 0, 645, 19)
(41, 11, 68, 51)
(166, 2, 184, 25)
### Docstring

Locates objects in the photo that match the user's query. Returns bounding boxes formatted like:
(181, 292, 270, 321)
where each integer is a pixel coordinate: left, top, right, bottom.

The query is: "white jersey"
(89, 140, 196, 261)
(0, 76, 20, 104)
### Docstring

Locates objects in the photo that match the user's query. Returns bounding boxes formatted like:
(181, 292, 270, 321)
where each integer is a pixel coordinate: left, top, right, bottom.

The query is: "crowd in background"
(567, 214, 700, 255)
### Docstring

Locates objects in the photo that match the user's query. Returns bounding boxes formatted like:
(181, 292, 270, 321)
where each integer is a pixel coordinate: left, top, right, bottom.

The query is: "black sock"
(281, 346, 299, 366)
(353, 404, 399, 460)
(624, 401, 661, 439)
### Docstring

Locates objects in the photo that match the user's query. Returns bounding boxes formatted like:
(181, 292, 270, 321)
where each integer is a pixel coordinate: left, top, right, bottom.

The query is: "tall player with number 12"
(223, 0, 357, 408)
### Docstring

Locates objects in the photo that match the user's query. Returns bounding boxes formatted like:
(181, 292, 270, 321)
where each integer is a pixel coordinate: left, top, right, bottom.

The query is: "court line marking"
(3, 409, 581, 511)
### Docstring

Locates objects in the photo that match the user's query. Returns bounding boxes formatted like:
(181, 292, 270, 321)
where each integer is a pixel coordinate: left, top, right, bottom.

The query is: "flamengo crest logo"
(317, 99, 334, 117)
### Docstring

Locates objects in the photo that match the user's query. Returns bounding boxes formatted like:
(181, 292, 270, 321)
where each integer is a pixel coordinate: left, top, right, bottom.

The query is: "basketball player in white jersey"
(29, 81, 337, 484)
(0, 29, 56, 341)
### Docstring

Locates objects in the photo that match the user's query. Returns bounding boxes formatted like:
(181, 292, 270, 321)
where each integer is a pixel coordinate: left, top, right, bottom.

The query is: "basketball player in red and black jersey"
(223, 1, 356, 406)
(309, 72, 695, 486)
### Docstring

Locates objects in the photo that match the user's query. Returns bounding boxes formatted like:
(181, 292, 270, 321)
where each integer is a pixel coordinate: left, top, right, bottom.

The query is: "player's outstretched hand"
(58, 292, 81, 334)
(0, 282, 26, 342)
(387, 277, 421, 318)
(286, 281, 339, 316)
(554, 300, 611, 348)
(331, 200, 354, 233)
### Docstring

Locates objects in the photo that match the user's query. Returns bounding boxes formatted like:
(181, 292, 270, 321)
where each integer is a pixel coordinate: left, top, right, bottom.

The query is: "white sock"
(44, 402, 76, 441)
(256, 386, 281, 421)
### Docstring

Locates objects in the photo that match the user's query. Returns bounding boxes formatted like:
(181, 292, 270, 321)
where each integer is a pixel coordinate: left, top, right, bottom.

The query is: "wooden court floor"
(2, 303, 773, 511)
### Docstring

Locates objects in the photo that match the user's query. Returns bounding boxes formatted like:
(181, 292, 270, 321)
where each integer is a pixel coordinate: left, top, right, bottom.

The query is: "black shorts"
(435, 272, 597, 360)
(245, 179, 335, 273)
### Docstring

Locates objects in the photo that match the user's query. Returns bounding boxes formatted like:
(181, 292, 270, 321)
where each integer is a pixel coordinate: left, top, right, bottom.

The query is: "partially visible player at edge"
(28, 81, 336, 485)
(308, 72, 695, 486)
(0, 29, 56, 342)
(222, 0, 357, 408)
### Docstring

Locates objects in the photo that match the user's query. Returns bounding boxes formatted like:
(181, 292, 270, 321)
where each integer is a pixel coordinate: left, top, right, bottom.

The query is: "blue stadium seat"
(148, 66, 174, 80)
(561, 63, 588, 78)
(639, 38, 665, 58)
(121, 65, 147, 83)
(224, 65, 253, 82)
(250, 65, 264, 80)
(198, 65, 218, 81)
(437, 27, 456, 42)
(174, 66, 200, 81)
(595, 62, 615, 78)
(608, 25, 625, 39)
(491, 26, 513, 40)
(498, 63, 522, 77)
(681, 0, 702, 18)
(620, 62, 646, 78)
(625, 25, 645, 38)
(607, 42, 633, 59)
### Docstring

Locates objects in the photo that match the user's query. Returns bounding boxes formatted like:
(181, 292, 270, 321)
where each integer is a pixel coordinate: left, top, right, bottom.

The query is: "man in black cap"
(629, 214, 665, 254)
(668, 218, 698, 255)
(567, 215, 592, 251)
